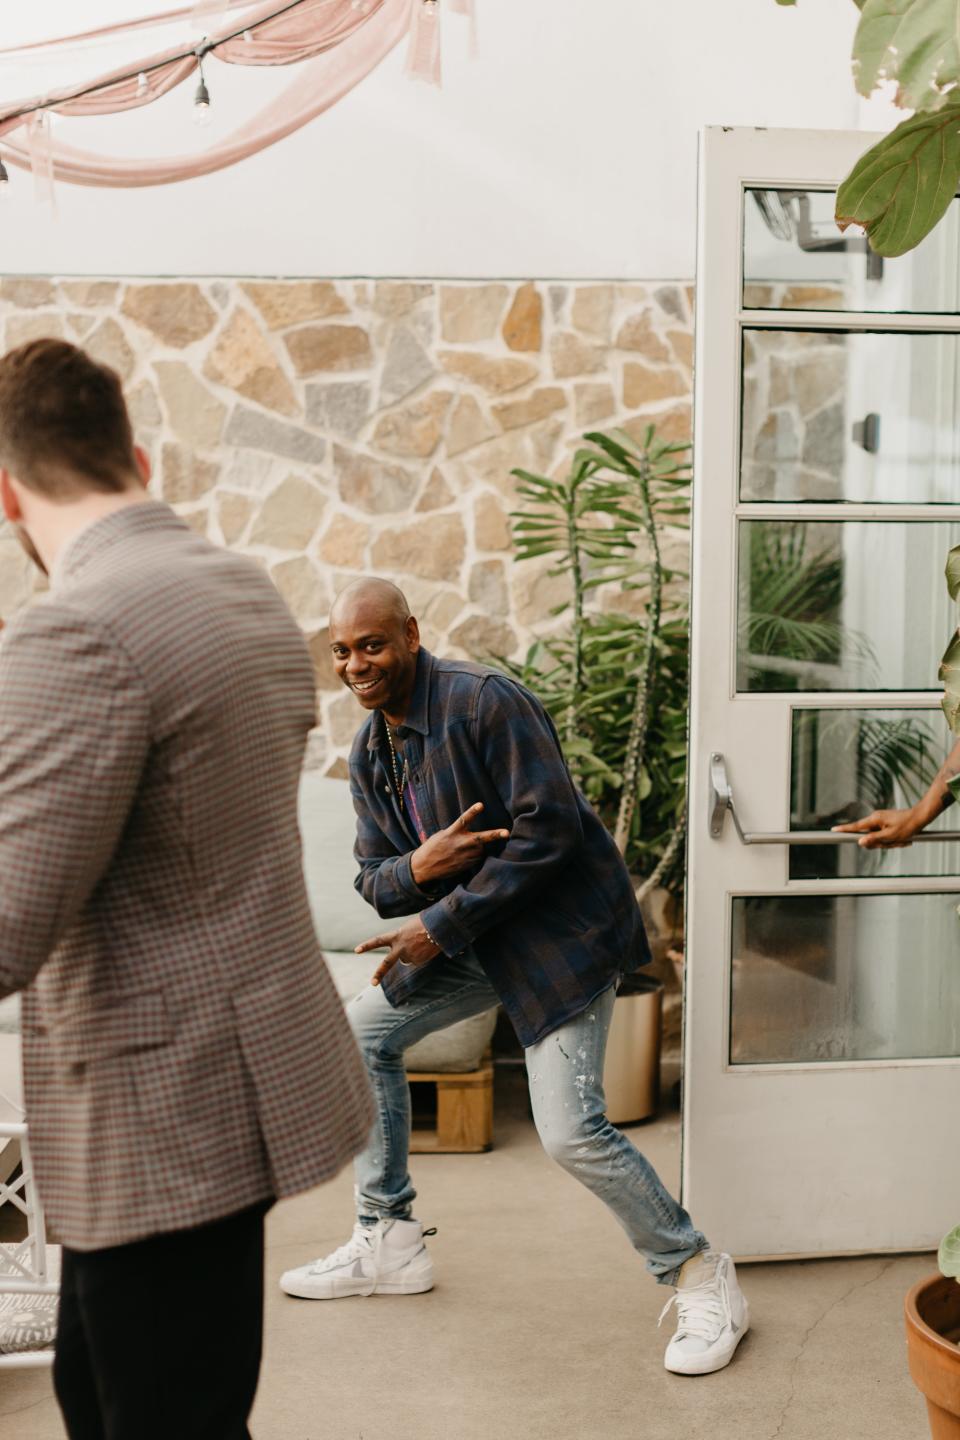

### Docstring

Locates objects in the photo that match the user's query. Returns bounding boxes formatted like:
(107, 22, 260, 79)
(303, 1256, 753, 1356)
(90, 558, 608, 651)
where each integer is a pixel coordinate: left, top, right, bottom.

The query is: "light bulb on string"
(422, 0, 438, 11)
(193, 75, 211, 126)
(137, 72, 148, 96)
(0, 158, 10, 201)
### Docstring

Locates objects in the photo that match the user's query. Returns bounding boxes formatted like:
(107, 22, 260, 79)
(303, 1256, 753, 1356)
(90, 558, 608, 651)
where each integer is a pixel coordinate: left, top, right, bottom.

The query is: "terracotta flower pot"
(905, 1274, 960, 1438)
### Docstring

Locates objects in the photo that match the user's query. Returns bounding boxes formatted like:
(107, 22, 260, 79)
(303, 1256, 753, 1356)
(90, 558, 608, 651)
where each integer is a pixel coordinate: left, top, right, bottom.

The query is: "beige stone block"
(530, 420, 564, 473)
(373, 282, 433, 318)
(85, 317, 136, 382)
(0, 278, 55, 308)
(318, 512, 370, 568)
(783, 284, 847, 310)
(67, 314, 95, 339)
(416, 467, 454, 512)
(59, 281, 119, 308)
(786, 353, 846, 417)
(474, 493, 512, 551)
(493, 387, 566, 432)
(308, 630, 341, 691)
(217, 493, 255, 545)
(335, 446, 418, 513)
(468, 559, 508, 614)
(446, 394, 497, 458)
(439, 284, 509, 342)
(203, 307, 298, 417)
(285, 325, 372, 376)
(161, 443, 219, 503)
(154, 362, 226, 450)
(324, 756, 350, 780)
(448, 614, 517, 659)
(327, 690, 364, 747)
(513, 556, 571, 625)
(623, 363, 689, 409)
(128, 379, 162, 431)
(502, 283, 542, 352)
(551, 331, 606, 379)
(372, 392, 452, 459)
(421, 589, 466, 633)
(571, 285, 615, 340)
(250, 474, 327, 550)
(615, 310, 671, 362)
(380, 326, 434, 406)
(5, 313, 64, 347)
(668, 329, 694, 370)
(464, 435, 530, 496)
(371, 513, 466, 582)
(241, 282, 348, 329)
(0, 528, 35, 615)
(438, 351, 538, 396)
(623, 406, 692, 448)
(122, 283, 217, 348)
(270, 556, 329, 620)
(176, 506, 210, 536)
(574, 383, 616, 427)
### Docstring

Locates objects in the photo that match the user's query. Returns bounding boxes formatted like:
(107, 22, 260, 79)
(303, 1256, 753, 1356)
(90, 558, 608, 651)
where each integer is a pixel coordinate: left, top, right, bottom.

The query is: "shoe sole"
(280, 1274, 434, 1300)
(664, 1306, 750, 1376)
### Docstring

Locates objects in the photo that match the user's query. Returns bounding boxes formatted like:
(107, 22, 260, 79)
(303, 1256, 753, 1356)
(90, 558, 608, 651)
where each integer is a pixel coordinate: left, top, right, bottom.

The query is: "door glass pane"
(736, 520, 960, 692)
(743, 187, 960, 314)
(731, 893, 960, 1063)
(741, 329, 960, 504)
(789, 708, 960, 879)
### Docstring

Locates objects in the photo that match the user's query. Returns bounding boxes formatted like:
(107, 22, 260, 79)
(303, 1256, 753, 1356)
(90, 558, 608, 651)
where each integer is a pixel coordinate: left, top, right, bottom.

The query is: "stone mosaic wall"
(0, 276, 693, 774)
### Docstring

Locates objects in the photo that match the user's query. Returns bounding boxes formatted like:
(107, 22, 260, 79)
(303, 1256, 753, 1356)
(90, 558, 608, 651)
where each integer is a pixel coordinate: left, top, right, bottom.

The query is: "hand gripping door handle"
(708, 753, 960, 845)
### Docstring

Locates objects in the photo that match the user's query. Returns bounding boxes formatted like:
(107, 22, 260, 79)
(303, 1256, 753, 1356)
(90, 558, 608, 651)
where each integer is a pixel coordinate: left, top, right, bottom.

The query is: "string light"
(193, 55, 211, 126)
(136, 71, 148, 95)
(0, 157, 10, 200)
(422, 0, 438, 10)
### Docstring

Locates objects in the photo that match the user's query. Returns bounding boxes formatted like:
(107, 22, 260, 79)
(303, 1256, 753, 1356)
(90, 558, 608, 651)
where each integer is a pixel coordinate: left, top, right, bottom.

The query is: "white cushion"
(323, 951, 497, 1074)
(298, 774, 386, 952)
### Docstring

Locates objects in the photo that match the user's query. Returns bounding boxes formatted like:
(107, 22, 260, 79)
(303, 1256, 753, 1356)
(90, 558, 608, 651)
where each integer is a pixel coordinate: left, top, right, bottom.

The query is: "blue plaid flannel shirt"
(347, 649, 650, 1047)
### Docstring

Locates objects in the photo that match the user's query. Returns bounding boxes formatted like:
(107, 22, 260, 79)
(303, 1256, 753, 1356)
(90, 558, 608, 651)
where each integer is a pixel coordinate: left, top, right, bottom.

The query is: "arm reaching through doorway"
(833, 735, 960, 848)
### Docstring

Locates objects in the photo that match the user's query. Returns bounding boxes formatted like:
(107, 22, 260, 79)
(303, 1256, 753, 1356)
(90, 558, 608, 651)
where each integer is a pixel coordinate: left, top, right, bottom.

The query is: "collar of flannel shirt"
(365, 647, 434, 750)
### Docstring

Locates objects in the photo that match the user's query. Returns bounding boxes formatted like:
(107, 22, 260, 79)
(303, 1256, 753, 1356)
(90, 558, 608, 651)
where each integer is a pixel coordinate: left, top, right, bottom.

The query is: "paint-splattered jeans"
(346, 947, 707, 1285)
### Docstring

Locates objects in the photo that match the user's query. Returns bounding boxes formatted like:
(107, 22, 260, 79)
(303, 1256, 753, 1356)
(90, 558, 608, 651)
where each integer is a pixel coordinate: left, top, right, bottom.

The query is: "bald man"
(281, 580, 749, 1375)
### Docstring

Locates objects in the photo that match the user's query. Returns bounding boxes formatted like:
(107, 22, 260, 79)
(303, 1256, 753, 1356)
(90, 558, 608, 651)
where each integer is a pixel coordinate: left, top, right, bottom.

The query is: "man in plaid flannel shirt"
(281, 578, 751, 1376)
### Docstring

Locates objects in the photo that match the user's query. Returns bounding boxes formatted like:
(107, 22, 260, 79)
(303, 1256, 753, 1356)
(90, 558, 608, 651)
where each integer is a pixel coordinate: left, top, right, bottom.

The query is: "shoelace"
(309, 1224, 374, 1275)
(658, 1266, 731, 1343)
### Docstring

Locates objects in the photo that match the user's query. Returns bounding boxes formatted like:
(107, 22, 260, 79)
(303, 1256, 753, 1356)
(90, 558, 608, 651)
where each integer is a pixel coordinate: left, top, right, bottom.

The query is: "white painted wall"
(0, 0, 896, 279)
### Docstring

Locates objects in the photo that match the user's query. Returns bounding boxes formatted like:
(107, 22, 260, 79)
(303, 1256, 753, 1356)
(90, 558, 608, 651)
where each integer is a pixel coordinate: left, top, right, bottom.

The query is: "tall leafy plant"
(775, 0, 960, 257)
(504, 426, 691, 894)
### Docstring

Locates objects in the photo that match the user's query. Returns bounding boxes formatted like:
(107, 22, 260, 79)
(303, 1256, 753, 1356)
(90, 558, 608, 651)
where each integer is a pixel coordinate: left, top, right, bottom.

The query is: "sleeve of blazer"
(420, 676, 584, 955)
(0, 602, 150, 998)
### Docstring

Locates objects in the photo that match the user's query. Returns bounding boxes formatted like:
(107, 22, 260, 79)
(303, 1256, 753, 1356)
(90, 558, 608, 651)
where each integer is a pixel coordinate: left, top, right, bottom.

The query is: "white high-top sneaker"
(660, 1251, 749, 1375)
(279, 1219, 434, 1300)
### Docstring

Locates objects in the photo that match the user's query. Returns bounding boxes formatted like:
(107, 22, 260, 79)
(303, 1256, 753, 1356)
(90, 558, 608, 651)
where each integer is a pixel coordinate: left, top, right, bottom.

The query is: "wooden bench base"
(407, 1060, 494, 1154)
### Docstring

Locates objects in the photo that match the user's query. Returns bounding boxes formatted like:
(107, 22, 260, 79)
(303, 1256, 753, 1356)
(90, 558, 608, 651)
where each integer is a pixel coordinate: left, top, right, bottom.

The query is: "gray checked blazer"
(0, 502, 373, 1251)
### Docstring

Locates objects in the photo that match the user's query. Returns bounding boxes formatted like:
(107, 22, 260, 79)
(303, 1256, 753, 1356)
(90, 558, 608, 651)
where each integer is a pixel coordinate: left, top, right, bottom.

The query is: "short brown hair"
(0, 338, 138, 499)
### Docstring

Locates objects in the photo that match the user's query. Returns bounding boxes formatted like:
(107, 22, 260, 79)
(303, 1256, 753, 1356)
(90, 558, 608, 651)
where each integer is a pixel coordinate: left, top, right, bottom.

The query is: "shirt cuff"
(393, 851, 438, 905)
(419, 897, 472, 957)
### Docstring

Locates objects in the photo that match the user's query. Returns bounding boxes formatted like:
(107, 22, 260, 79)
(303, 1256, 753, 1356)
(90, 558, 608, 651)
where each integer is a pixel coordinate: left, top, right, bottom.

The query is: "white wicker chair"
(0, 1108, 59, 1367)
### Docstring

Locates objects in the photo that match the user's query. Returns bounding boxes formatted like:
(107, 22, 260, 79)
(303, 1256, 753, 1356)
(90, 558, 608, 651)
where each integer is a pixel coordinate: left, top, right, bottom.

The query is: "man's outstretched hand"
(357, 916, 442, 987)
(833, 807, 926, 849)
(410, 802, 510, 886)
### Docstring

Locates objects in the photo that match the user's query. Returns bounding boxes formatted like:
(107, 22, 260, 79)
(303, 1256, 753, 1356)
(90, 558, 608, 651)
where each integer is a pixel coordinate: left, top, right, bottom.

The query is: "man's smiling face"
(329, 585, 420, 724)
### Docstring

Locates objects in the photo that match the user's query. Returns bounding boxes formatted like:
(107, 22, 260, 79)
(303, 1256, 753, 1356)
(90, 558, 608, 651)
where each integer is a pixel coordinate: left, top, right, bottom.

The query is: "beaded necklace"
(383, 712, 405, 810)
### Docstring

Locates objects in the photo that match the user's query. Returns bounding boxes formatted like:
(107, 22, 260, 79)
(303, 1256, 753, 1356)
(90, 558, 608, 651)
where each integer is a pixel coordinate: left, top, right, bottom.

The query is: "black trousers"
(53, 1201, 270, 1440)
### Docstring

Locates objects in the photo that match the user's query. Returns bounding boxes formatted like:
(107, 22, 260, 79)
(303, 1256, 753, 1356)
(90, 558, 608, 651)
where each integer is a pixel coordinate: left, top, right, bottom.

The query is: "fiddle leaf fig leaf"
(938, 1225, 960, 1279)
(946, 544, 960, 600)
(835, 104, 960, 256)
(939, 629, 960, 733)
(854, 0, 960, 111)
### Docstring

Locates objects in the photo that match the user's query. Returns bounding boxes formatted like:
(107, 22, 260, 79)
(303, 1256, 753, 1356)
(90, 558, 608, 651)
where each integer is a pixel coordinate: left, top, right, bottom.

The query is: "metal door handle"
(708, 753, 960, 845)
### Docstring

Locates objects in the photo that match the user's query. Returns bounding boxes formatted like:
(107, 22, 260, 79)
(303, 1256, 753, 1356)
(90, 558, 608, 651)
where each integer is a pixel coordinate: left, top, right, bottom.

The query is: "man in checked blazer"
(0, 339, 374, 1439)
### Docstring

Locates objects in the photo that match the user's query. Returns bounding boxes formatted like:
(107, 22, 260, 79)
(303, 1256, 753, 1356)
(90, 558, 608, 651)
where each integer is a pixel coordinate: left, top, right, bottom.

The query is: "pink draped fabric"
(405, 0, 440, 85)
(0, 0, 416, 186)
(0, 2, 260, 57)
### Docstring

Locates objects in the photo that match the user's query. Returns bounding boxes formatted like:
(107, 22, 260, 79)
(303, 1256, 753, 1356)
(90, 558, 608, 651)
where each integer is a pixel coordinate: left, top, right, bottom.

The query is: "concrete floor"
(0, 1068, 934, 1440)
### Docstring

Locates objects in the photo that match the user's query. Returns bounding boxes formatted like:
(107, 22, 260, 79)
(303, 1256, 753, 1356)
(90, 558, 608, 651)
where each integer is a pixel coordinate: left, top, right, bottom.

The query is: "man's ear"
(406, 615, 421, 653)
(0, 469, 22, 524)
(133, 445, 151, 490)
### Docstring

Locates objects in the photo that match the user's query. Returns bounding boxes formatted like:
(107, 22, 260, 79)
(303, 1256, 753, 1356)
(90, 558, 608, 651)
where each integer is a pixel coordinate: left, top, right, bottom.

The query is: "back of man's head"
(0, 338, 137, 500)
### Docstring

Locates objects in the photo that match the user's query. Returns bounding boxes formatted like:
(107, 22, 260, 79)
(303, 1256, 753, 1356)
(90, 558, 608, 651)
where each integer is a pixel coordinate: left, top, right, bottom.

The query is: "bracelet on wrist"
(421, 921, 441, 952)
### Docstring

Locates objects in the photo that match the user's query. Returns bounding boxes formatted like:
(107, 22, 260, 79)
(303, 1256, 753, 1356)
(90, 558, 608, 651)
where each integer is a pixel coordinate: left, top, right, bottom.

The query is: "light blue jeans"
(346, 948, 707, 1285)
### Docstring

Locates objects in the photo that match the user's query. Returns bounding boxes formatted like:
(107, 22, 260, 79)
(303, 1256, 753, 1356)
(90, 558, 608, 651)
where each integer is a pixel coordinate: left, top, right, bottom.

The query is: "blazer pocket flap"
(52, 991, 172, 1066)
